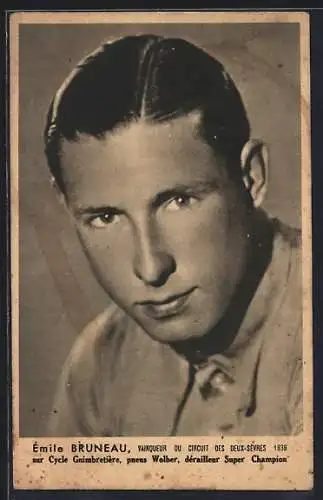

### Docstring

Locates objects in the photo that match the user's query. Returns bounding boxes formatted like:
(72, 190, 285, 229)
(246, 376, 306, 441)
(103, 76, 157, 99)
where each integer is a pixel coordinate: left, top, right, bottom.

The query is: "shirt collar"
(192, 217, 294, 415)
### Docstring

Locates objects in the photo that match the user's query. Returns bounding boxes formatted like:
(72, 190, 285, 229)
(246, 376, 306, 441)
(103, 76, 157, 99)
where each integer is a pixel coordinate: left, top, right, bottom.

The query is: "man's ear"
(240, 139, 269, 208)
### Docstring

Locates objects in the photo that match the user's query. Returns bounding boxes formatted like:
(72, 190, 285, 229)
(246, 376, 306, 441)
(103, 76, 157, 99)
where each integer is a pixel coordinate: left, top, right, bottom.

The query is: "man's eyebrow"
(74, 205, 120, 217)
(151, 180, 219, 208)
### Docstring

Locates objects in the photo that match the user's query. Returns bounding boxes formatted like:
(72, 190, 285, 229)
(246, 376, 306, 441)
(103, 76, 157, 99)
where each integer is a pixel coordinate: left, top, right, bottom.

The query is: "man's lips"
(136, 287, 196, 320)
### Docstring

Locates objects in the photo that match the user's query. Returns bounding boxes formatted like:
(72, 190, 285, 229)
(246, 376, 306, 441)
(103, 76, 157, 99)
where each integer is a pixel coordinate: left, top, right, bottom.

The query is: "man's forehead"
(60, 110, 205, 159)
(59, 110, 233, 210)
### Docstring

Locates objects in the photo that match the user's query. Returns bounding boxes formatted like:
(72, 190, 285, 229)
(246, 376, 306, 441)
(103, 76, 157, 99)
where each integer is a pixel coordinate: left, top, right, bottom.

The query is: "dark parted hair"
(44, 34, 250, 194)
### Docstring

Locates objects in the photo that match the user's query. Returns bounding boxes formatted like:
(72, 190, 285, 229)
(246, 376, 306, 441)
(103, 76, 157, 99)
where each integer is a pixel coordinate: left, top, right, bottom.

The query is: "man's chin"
(129, 305, 225, 345)
(139, 319, 210, 345)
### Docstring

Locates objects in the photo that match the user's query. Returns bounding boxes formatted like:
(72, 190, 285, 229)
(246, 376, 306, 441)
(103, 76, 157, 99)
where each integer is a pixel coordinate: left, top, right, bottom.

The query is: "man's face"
(61, 113, 251, 343)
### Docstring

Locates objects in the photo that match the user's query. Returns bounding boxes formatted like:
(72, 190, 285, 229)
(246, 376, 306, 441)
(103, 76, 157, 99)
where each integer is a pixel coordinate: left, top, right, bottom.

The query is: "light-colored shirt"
(48, 218, 302, 436)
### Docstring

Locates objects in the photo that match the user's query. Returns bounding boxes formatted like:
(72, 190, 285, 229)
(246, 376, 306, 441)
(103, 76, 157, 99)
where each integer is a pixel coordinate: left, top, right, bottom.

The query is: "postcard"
(10, 10, 312, 490)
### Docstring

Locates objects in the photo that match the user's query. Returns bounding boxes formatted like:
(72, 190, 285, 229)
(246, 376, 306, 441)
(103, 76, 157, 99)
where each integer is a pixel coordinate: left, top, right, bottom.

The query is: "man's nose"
(133, 223, 176, 287)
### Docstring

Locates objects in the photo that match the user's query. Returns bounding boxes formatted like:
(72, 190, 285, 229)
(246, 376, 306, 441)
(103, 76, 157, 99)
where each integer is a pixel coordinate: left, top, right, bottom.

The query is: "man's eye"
(87, 212, 120, 229)
(165, 195, 197, 211)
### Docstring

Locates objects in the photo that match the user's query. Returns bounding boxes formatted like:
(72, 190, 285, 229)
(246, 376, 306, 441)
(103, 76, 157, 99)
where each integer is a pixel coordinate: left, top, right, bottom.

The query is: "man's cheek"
(80, 232, 126, 259)
(185, 225, 227, 262)
(101, 253, 134, 290)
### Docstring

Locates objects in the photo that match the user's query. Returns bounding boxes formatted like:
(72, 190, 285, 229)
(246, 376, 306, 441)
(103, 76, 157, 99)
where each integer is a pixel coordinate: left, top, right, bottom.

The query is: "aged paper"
(10, 11, 312, 490)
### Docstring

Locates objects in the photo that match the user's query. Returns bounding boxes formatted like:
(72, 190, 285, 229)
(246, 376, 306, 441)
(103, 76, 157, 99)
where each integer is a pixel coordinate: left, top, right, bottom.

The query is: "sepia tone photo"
(11, 11, 312, 490)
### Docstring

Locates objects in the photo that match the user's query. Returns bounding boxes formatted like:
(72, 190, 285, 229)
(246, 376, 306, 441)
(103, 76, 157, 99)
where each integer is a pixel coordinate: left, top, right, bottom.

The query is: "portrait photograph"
(10, 10, 312, 490)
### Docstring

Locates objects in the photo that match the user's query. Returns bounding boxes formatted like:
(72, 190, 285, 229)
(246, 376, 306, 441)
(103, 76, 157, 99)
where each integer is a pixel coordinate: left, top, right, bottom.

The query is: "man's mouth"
(137, 288, 196, 320)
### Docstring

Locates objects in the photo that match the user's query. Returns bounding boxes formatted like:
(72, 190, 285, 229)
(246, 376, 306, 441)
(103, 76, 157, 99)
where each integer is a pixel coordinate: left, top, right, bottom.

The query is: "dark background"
(18, 22, 301, 436)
